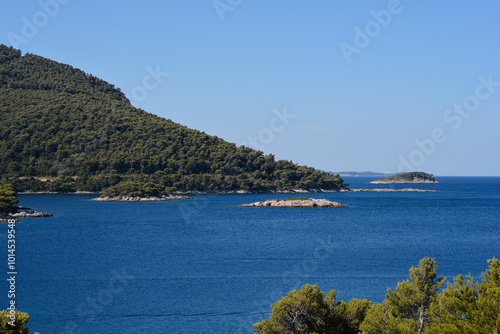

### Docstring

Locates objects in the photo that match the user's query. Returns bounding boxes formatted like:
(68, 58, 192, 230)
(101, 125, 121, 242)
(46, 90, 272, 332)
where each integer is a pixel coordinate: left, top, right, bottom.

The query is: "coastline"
(17, 187, 441, 196)
(18, 190, 101, 195)
(92, 195, 195, 202)
(369, 180, 439, 184)
(346, 188, 440, 192)
(18, 189, 343, 195)
(0, 211, 53, 221)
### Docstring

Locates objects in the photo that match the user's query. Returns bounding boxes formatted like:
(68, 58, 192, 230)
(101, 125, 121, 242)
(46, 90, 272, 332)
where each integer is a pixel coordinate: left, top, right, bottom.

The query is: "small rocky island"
(0, 208, 53, 222)
(370, 172, 438, 184)
(236, 197, 348, 208)
(93, 181, 195, 201)
(8, 210, 53, 218)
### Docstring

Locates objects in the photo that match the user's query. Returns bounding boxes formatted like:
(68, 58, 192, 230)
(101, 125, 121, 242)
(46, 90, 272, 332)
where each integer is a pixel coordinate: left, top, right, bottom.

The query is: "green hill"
(0, 44, 344, 193)
(370, 172, 437, 184)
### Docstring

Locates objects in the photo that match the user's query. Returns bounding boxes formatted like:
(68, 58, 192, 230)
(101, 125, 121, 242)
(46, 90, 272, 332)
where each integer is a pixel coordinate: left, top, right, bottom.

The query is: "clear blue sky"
(2, 1, 499, 176)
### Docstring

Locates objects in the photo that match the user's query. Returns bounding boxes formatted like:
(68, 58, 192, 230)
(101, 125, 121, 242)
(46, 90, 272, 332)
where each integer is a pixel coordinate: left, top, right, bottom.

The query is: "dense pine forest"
(0, 44, 344, 193)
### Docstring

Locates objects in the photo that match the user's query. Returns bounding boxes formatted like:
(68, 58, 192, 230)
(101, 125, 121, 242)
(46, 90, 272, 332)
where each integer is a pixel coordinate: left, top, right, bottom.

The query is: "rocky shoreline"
(0, 211, 53, 221)
(345, 188, 440, 192)
(19, 190, 100, 194)
(236, 198, 348, 208)
(171, 189, 338, 194)
(11, 211, 53, 217)
(369, 180, 439, 184)
(16, 187, 441, 197)
(92, 194, 195, 202)
(18, 189, 339, 195)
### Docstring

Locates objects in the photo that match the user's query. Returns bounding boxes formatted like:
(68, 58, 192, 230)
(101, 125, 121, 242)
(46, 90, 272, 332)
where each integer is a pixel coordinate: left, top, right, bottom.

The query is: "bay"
(1, 176, 499, 333)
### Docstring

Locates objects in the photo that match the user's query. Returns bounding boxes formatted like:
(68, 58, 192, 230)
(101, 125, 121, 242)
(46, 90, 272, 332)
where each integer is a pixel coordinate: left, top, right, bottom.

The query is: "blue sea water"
(1, 176, 499, 333)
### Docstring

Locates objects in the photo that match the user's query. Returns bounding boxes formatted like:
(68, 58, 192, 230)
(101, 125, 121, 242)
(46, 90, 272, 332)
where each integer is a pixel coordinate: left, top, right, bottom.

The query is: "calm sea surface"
(1, 176, 499, 333)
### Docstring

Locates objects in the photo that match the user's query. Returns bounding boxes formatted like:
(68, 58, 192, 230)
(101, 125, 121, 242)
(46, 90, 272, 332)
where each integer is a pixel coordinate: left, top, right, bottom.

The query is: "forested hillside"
(0, 44, 344, 193)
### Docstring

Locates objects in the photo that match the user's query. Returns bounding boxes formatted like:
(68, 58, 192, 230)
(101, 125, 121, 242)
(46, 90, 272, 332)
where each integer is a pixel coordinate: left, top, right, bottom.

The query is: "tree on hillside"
(0, 184, 18, 215)
(475, 258, 500, 332)
(331, 298, 372, 334)
(0, 45, 21, 64)
(253, 284, 372, 334)
(360, 257, 446, 333)
(323, 293, 372, 334)
(254, 284, 328, 334)
(427, 258, 500, 334)
(426, 273, 478, 333)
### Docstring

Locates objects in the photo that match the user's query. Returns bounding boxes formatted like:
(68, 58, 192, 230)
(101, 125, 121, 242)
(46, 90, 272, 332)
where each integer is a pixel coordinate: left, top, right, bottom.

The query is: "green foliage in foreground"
(0, 44, 345, 194)
(0, 184, 18, 215)
(0, 310, 38, 334)
(254, 257, 500, 334)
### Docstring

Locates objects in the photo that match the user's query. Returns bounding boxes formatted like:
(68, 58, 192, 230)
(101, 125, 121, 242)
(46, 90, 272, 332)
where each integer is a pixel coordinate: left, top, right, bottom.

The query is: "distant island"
(236, 197, 348, 208)
(370, 172, 438, 184)
(332, 171, 396, 177)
